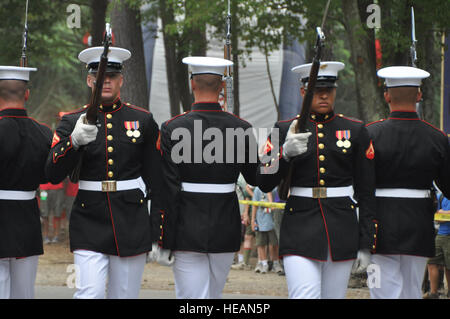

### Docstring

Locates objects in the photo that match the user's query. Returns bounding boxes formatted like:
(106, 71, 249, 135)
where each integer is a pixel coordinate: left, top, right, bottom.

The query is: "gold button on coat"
(319, 143, 325, 150)
(318, 124, 324, 129)
(106, 114, 112, 119)
(320, 167, 326, 174)
(107, 123, 113, 129)
(108, 146, 114, 153)
(108, 171, 114, 178)
(319, 155, 325, 161)
(107, 135, 113, 141)
(318, 133, 324, 138)
(319, 180, 325, 186)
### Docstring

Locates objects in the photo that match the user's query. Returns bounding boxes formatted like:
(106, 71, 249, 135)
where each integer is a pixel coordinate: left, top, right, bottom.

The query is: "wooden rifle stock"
(69, 26, 112, 183)
(278, 29, 325, 200)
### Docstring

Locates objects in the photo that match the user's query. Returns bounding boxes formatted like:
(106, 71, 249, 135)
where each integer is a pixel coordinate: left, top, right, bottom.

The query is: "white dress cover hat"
(0, 66, 37, 81)
(183, 56, 233, 76)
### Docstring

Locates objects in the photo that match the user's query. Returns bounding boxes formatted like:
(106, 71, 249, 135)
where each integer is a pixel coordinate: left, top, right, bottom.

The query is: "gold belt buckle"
(102, 180, 117, 192)
(312, 187, 327, 199)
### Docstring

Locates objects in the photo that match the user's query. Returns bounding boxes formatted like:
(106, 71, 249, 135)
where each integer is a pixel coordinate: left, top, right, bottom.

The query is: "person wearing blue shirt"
(251, 187, 283, 274)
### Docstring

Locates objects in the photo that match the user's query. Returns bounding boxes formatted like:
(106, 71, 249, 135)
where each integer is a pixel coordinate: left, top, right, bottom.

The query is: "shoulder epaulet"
(278, 115, 300, 124)
(124, 102, 150, 114)
(337, 114, 363, 124)
(420, 119, 447, 137)
(227, 112, 252, 126)
(123, 103, 150, 114)
(61, 105, 88, 118)
(165, 111, 191, 126)
(366, 119, 385, 127)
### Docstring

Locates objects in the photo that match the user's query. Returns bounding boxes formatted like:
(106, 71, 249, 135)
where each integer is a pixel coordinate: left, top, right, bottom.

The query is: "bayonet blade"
(320, 0, 332, 31)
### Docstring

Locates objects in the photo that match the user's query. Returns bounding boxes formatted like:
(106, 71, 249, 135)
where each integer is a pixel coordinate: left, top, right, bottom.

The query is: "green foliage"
(0, 0, 447, 125)
(0, 0, 90, 127)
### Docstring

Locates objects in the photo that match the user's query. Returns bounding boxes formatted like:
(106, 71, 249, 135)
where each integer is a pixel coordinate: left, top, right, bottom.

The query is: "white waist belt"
(79, 177, 147, 197)
(181, 182, 236, 193)
(375, 188, 430, 198)
(290, 186, 354, 199)
(0, 190, 36, 200)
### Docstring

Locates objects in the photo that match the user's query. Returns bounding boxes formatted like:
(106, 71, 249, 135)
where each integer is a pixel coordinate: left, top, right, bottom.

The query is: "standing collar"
(309, 111, 335, 123)
(191, 102, 222, 111)
(0, 107, 28, 117)
(389, 111, 419, 119)
(98, 97, 122, 113)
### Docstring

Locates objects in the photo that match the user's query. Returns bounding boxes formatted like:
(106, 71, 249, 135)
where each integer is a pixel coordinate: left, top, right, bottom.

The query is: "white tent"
(146, 20, 284, 131)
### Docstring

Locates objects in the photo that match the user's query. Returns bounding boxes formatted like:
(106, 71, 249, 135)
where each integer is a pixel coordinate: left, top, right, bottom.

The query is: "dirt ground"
(35, 232, 371, 299)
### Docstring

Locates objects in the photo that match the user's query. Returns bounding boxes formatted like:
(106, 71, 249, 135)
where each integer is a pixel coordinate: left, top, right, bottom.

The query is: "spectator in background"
(251, 187, 283, 274)
(271, 186, 285, 275)
(62, 178, 78, 232)
(423, 193, 450, 299)
(232, 183, 255, 270)
(233, 174, 249, 267)
(40, 182, 64, 244)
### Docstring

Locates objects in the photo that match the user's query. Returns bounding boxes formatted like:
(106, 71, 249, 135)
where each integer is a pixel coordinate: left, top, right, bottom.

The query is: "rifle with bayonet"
(20, 0, 29, 67)
(278, 0, 331, 200)
(224, 0, 234, 113)
(410, 6, 423, 118)
(69, 23, 113, 182)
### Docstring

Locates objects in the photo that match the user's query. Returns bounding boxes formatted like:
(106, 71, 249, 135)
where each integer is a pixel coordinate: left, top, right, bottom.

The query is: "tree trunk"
(264, 43, 280, 120)
(178, 0, 208, 112)
(342, 0, 387, 123)
(159, 0, 181, 117)
(414, 2, 440, 125)
(90, 0, 108, 46)
(231, 0, 240, 116)
(111, 1, 149, 109)
(420, 29, 439, 125)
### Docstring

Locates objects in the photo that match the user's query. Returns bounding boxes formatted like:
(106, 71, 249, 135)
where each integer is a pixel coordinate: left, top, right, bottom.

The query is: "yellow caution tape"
(435, 213, 450, 222)
(240, 201, 450, 221)
(239, 200, 286, 209)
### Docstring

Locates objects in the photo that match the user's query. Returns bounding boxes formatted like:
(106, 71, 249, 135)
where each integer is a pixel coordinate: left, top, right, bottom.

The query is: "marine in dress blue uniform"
(367, 66, 450, 299)
(0, 66, 52, 298)
(159, 57, 259, 298)
(45, 47, 164, 299)
(257, 62, 378, 299)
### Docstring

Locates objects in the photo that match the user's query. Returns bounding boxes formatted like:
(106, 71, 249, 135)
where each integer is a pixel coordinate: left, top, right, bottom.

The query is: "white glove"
(282, 120, 312, 161)
(352, 249, 371, 274)
(147, 242, 174, 267)
(157, 248, 175, 267)
(146, 242, 159, 263)
(71, 114, 98, 149)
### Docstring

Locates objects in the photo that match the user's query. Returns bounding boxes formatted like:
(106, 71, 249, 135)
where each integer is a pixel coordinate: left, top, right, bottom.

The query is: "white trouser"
(73, 250, 146, 299)
(283, 253, 354, 299)
(172, 251, 235, 299)
(369, 254, 428, 299)
(0, 256, 39, 299)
